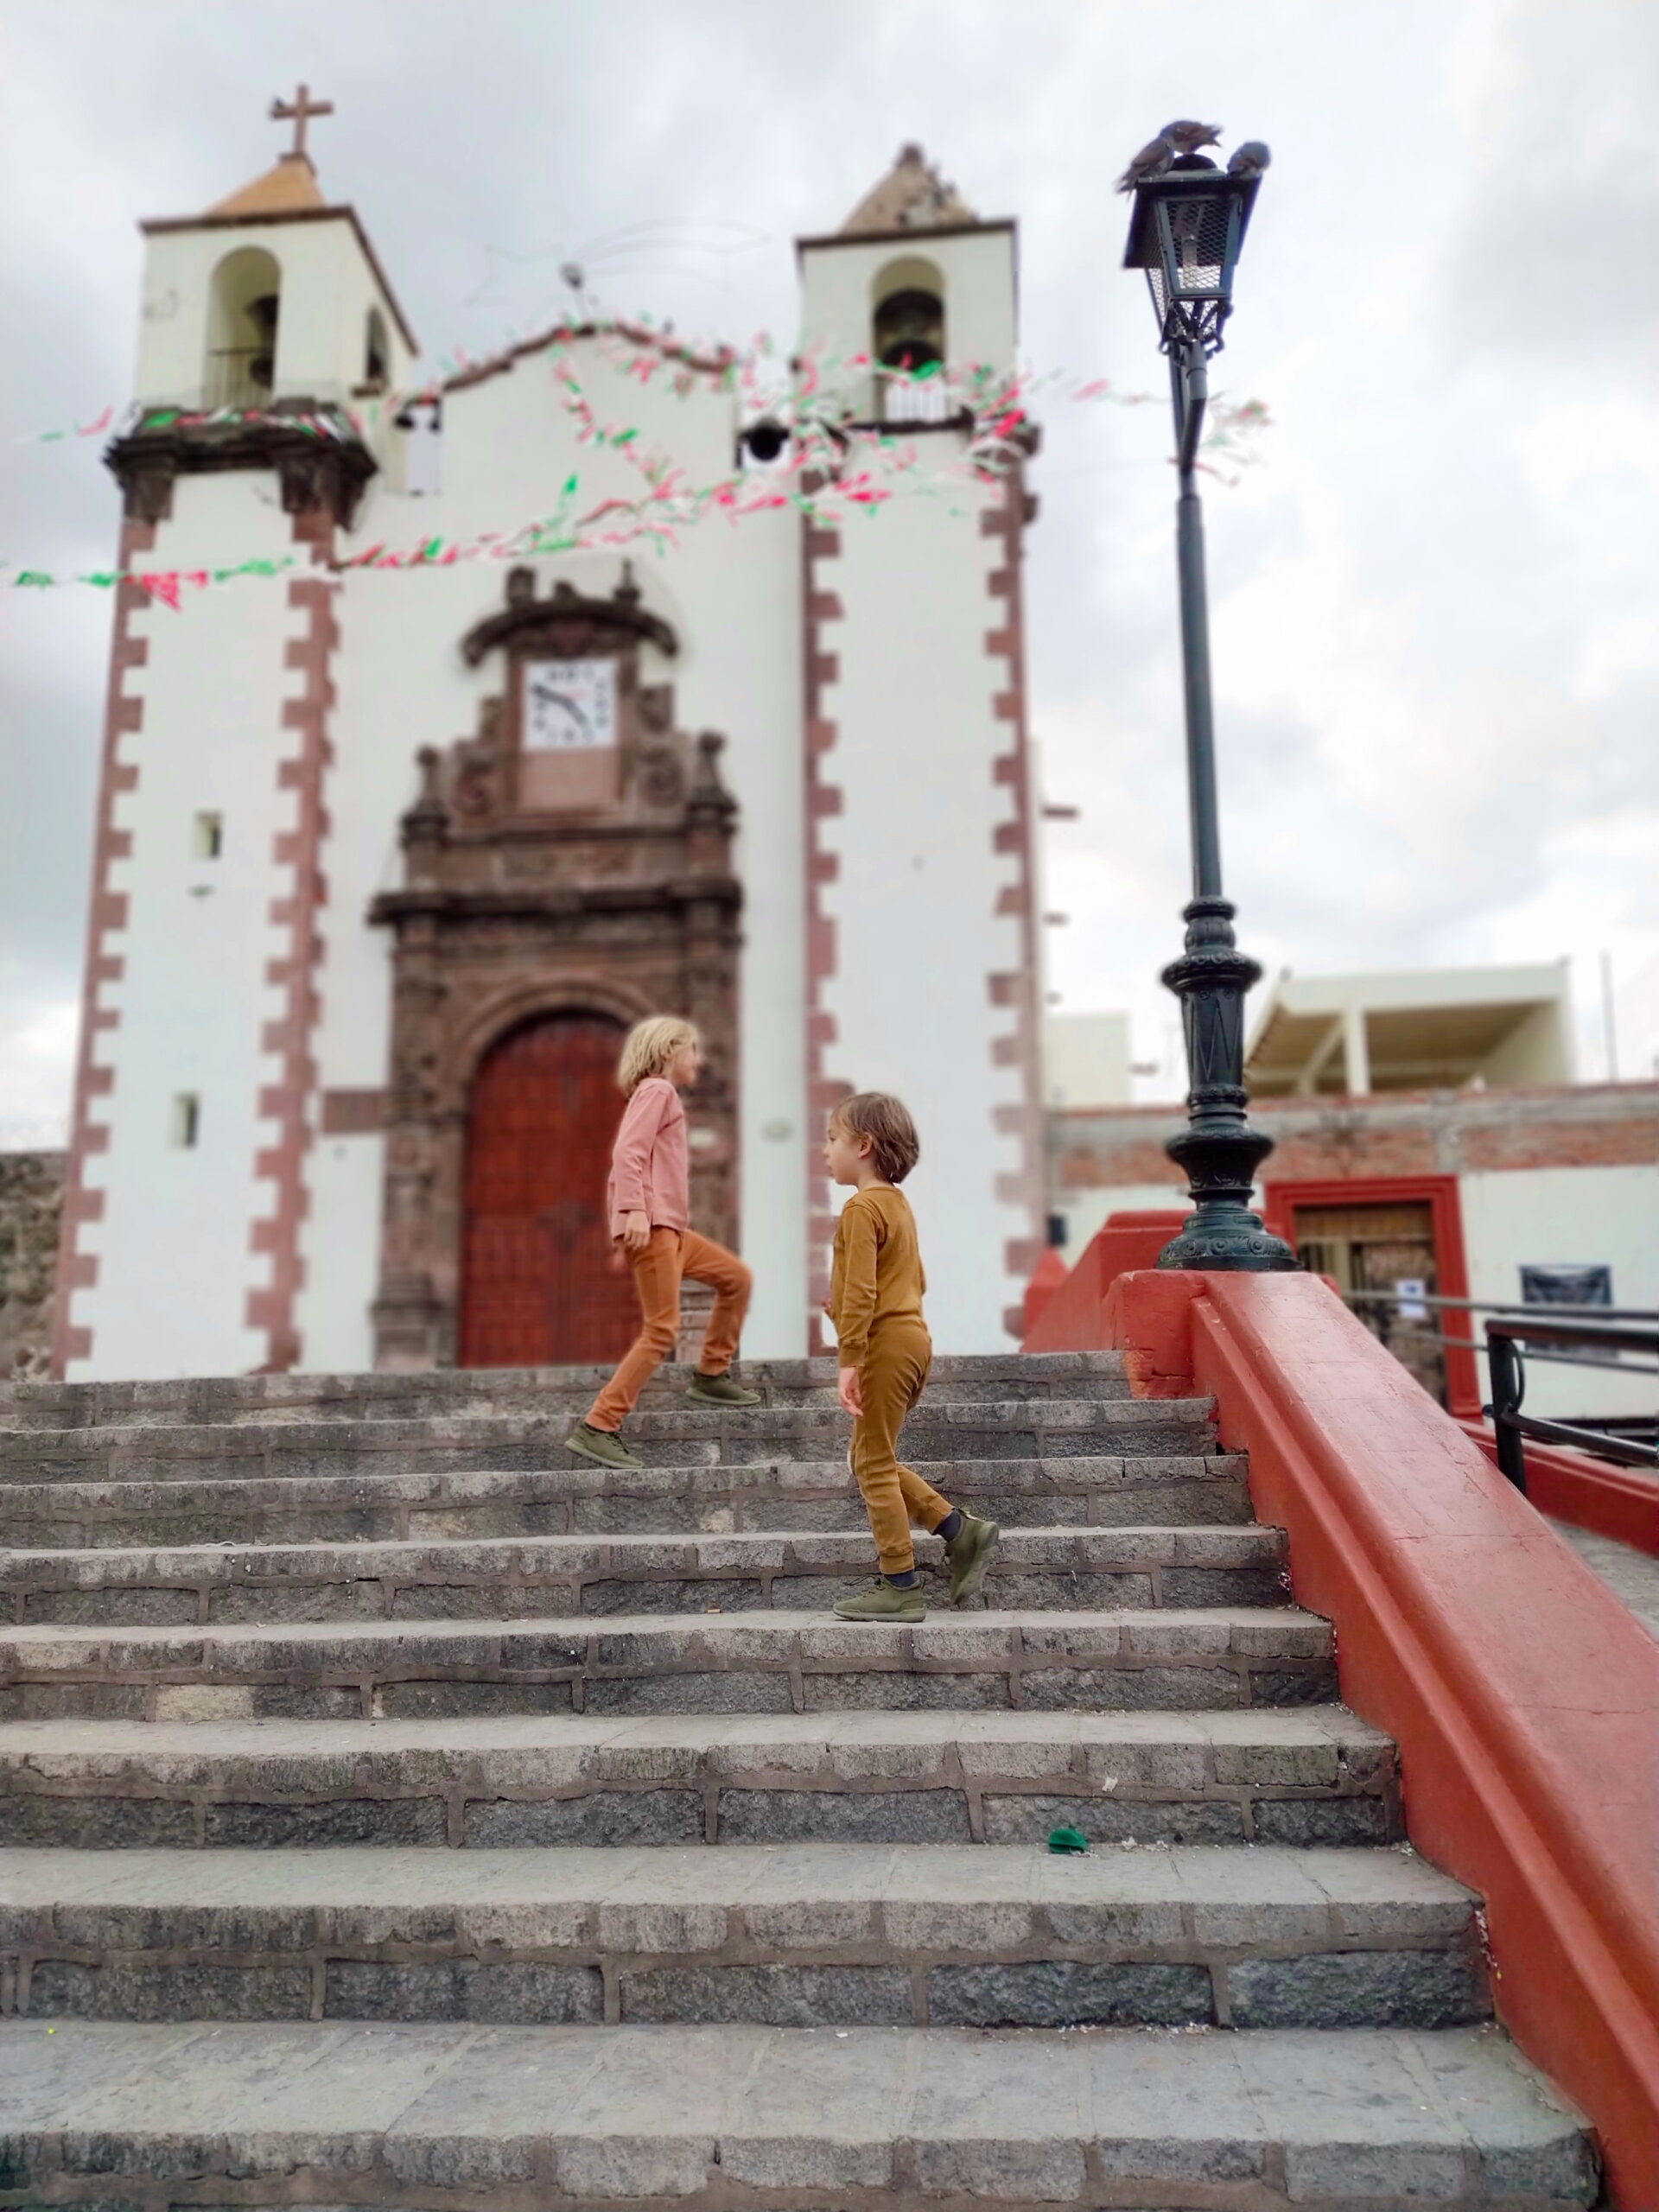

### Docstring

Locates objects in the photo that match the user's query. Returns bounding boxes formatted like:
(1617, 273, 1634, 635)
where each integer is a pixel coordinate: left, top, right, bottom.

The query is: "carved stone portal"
(369, 564, 741, 1370)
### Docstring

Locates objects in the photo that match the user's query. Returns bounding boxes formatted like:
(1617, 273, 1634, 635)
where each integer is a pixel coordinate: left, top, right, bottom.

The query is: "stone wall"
(0, 1151, 64, 1377)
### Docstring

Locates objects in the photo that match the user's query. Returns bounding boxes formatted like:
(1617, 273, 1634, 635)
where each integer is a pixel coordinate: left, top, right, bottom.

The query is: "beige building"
(1246, 963, 1574, 1098)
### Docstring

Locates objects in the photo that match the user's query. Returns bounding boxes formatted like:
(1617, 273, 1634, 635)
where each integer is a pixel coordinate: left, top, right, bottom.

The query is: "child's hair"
(830, 1091, 920, 1184)
(617, 1016, 699, 1095)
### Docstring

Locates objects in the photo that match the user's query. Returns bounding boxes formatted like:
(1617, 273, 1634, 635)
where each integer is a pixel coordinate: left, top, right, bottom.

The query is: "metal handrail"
(1344, 1289, 1658, 1324)
(1482, 1313, 1659, 1492)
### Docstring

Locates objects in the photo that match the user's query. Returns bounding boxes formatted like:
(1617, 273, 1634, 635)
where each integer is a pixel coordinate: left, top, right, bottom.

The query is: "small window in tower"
(363, 308, 390, 393)
(874, 286, 947, 424)
(193, 811, 224, 860)
(171, 1093, 201, 1149)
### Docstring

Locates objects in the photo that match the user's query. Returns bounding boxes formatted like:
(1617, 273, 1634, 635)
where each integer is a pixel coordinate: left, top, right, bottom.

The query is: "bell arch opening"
(364, 306, 390, 391)
(206, 245, 282, 408)
(871, 257, 947, 421)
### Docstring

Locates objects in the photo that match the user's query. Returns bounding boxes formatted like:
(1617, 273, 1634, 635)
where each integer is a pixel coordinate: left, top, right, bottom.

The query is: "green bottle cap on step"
(1046, 1825, 1090, 1855)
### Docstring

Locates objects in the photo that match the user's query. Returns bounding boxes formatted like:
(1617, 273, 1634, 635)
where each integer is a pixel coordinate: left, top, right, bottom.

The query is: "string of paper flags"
(3, 320, 1271, 605)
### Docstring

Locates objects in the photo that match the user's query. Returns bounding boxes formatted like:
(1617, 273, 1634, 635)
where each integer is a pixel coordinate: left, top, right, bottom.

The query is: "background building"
(1047, 963, 1657, 1427)
(1245, 963, 1574, 1098)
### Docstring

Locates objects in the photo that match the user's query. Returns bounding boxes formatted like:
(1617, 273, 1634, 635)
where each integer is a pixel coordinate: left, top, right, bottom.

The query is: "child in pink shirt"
(567, 1017, 760, 1470)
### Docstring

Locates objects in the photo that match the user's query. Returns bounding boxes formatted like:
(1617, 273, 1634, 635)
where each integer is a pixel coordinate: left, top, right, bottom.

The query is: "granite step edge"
(0, 1842, 1489, 2034)
(0, 2019, 1597, 2206)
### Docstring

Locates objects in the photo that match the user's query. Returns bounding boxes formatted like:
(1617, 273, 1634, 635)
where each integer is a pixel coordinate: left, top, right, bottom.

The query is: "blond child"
(823, 1091, 999, 1620)
(566, 1018, 760, 1471)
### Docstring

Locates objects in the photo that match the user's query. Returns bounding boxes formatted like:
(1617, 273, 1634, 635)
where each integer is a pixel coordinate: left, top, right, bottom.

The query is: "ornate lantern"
(1122, 162, 1261, 357)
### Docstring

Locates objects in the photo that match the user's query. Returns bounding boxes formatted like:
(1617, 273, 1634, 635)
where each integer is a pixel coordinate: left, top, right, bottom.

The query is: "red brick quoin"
(50, 518, 159, 1378)
(799, 493, 853, 1352)
(982, 471, 1045, 1332)
(246, 509, 339, 1372)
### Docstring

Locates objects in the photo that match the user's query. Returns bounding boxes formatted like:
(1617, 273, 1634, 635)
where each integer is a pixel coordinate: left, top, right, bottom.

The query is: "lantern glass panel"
(1157, 192, 1236, 300)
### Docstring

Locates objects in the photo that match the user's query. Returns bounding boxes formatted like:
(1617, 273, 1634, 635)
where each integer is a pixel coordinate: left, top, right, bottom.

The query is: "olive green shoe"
(685, 1370, 763, 1408)
(943, 1510, 1001, 1608)
(833, 1576, 926, 1624)
(564, 1422, 645, 1471)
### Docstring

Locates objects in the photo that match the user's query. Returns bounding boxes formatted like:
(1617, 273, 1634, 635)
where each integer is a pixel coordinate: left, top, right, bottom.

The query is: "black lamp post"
(1123, 157, 1296, 1271)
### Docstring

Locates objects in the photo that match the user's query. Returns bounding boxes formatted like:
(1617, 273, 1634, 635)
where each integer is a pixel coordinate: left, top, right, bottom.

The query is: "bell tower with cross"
(53, 98, 424, 1382)
(124, 83, 416, 418)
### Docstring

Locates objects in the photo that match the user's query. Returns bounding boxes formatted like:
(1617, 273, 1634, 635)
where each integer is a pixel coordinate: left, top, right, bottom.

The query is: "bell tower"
(52, 92, 419, 1381)
(792, 147, 1046, 1350)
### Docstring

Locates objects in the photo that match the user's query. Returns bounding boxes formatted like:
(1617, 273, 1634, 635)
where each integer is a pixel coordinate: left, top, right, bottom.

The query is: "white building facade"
(53, 137, 1044, 1381)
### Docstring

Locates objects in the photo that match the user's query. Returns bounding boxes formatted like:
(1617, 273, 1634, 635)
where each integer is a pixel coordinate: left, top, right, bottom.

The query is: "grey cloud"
(2, 0, 1656, 1135)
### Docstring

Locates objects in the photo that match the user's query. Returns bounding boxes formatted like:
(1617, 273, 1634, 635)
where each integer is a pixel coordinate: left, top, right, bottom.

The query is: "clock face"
(521, 658, 618, 752)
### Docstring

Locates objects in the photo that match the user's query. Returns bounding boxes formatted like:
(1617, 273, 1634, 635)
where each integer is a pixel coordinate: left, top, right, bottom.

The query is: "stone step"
(0, 1452, 1254, 1548)
(0, 1351, 1132, 1431)
(0, 1395, 1217, 1486)
(1, 1524, 1288, 1630)
(0, 2018, 1595, 2205)
(0, 1706, 1397, 1850)
(0, 1842, 1487, 2032)
(0, 1605, 1336, 1726)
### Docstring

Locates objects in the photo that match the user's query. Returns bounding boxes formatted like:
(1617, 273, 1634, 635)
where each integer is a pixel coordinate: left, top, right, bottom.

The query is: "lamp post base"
(1157, 894, 1298, 1274)
(1157, 1203, 1297, 1271)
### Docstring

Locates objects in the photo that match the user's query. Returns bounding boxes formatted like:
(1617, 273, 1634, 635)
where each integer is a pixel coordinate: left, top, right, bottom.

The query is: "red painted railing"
(1027, 1236, 1659, 2208)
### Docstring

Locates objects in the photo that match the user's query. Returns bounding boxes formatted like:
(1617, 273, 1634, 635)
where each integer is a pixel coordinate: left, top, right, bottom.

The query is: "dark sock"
(582, 1421, 616, 1437)
(937, 1508, 963, 1543)
(884, 1568, 921, 1589)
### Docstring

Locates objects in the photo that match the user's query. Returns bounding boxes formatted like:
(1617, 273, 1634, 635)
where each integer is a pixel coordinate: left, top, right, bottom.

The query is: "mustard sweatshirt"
(829, 1185, 928, 1366)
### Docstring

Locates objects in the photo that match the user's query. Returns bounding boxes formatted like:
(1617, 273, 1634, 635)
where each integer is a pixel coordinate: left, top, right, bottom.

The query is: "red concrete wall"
(1096, 1268, 1659, 2208)
(1023, 1212, 1185, 1363)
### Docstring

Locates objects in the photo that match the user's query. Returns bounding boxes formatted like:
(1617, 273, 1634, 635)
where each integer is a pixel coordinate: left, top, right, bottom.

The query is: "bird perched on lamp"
(1116, 120, 1223, 192)
(1227, 141, 1272, 178)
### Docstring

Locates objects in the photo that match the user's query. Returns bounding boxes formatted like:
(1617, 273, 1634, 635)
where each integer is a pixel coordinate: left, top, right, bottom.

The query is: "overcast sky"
(3, 0, 1656, 1145)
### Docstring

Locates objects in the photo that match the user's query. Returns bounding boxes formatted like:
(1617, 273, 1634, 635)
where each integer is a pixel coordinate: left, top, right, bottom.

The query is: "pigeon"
(1227, 140, 1271, 178)
(1116, 132, 1174, 192)
(1165, 119, 1224, 155)
(1116, 120, 1223, 193)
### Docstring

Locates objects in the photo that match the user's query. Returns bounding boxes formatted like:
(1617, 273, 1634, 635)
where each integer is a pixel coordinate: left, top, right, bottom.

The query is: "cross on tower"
(269, 82, 334, 161)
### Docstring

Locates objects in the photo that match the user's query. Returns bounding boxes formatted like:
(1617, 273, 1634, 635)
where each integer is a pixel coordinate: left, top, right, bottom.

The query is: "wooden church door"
(457, 1014, 639, 1368)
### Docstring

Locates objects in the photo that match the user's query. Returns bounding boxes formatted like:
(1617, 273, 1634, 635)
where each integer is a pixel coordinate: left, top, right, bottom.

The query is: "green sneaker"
(943, 1510, 1001, 1608)
(685, 1370, 763, 1408)
(834, 1576, 925, 1624)
(564, 1422, 645, 1471)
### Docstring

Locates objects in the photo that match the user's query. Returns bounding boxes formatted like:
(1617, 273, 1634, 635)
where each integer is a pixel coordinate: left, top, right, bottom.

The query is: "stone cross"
(269, 83, 334, 161)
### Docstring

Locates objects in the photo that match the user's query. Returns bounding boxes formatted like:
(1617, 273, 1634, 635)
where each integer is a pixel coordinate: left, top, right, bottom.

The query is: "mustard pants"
(850, 1319, 952, 1574)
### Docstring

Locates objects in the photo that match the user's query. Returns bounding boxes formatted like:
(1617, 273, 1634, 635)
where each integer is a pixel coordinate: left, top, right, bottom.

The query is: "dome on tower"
(839, 143, 977, 235)
(207, 153, 328, 219)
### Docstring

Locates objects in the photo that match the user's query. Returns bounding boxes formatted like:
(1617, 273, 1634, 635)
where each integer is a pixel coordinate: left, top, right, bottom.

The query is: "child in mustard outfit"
(823, 1092, 1000, 1622)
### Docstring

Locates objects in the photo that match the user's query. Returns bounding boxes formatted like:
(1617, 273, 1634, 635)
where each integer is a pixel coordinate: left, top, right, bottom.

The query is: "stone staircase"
(0, 1353, 1596, 2208)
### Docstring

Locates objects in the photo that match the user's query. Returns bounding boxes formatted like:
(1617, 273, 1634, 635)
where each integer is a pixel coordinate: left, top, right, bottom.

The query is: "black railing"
(1482, 1313, 1659, 1492)
(206, 347, 275, 409)
(1340, 1287, 1658, 1489)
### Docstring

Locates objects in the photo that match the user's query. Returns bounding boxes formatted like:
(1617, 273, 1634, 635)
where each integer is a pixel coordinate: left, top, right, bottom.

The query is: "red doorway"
(1261, 1173, 1478, 1419)
(458, 1014, 639, 1368)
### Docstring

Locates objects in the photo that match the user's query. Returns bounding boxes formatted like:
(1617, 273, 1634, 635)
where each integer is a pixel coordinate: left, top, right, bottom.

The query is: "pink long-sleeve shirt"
(607, 1076, 690, 1240)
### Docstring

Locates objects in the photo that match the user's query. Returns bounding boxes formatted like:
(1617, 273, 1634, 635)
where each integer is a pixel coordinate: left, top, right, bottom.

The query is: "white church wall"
(814, 454, 1031, 1352)
(297, 339, 807, 1364)
(136, 217, 411, 412)
(71, 475, 304, 1378)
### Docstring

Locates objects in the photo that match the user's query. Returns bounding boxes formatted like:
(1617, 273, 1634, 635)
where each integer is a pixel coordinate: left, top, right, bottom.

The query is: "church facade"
(52, 120, 1045, 1381)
